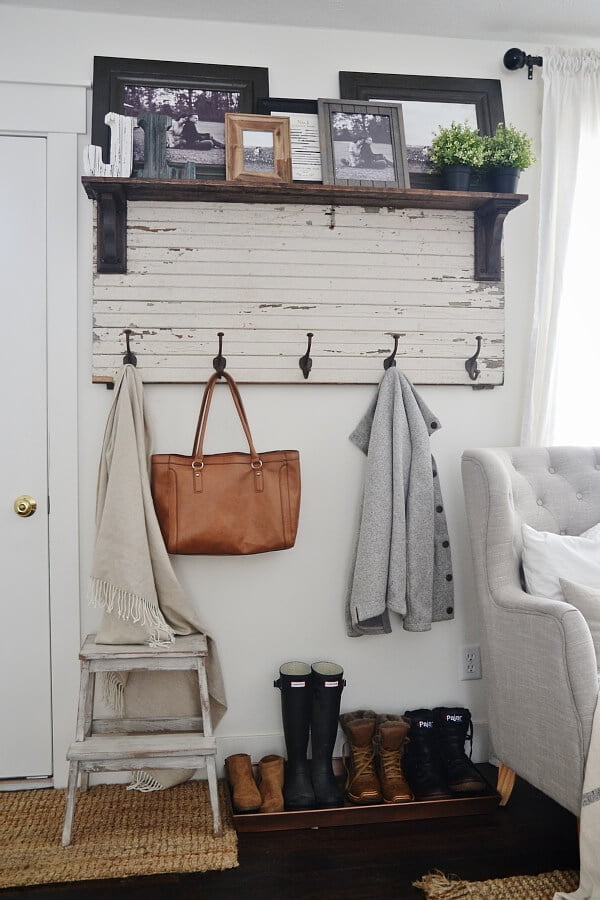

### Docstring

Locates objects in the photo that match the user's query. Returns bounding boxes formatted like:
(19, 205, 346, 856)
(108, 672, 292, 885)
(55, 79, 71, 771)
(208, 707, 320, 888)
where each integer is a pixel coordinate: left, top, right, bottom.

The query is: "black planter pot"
(489, 166, 520, 193)
(442, 164, 472, 191)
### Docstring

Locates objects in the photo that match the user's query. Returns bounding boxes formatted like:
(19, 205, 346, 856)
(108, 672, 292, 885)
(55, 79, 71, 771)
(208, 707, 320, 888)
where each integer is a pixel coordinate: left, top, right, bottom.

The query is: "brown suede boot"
(339, 710, 382, 804)
(376, 714, 413, 803)
(257, 754, 285, 813)
(225, 753, 261, 813)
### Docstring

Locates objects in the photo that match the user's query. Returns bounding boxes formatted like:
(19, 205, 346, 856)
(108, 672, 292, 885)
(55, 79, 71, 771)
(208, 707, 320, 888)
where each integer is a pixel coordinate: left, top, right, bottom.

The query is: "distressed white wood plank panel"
(94, 306, 503, 332)
(92, 201, 505, 385)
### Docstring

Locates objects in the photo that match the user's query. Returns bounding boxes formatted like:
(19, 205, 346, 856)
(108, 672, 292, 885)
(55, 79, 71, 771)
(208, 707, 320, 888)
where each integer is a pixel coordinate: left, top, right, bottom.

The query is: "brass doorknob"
(14, 495, 37, 517)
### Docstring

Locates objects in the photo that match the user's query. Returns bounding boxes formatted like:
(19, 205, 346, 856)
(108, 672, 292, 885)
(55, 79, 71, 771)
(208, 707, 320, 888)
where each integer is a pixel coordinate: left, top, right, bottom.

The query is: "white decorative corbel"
(83, 112, 136, 177)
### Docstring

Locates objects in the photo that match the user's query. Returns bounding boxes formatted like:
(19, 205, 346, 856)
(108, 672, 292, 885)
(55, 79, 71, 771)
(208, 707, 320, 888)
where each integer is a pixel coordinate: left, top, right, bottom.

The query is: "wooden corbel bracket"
(474, 197, 518, 282)
(95, 182, 127, 274)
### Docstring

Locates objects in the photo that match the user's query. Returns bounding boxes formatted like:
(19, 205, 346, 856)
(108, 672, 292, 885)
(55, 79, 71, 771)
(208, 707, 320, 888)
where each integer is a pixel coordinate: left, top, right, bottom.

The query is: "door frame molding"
(1, 81, 86, 787)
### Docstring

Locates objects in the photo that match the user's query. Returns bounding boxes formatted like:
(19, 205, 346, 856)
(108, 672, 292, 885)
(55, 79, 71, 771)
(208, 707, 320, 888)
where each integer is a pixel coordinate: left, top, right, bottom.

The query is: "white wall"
(0, 3, 545, 773)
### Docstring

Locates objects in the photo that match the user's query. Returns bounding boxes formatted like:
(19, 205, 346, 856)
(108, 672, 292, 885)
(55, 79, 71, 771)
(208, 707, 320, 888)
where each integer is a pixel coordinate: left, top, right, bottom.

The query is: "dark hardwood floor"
(2, 766, 579, 900)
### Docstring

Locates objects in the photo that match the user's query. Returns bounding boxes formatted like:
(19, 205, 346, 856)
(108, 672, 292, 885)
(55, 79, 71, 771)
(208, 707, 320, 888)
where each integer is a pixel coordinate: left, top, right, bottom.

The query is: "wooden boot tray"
(228, 758, 500, 832)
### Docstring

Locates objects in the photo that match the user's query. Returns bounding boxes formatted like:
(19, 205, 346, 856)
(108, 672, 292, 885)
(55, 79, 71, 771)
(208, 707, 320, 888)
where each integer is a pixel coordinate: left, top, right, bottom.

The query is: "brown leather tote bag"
(151, 371, 301, 555)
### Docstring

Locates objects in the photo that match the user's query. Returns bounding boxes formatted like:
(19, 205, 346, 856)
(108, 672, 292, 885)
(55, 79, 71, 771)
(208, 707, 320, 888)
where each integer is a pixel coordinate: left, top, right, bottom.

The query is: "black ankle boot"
(275, 662, 315, 810)
(434, 707, 487, 794)
(309, 662, 345, 808)
(403, 708, 451, 801)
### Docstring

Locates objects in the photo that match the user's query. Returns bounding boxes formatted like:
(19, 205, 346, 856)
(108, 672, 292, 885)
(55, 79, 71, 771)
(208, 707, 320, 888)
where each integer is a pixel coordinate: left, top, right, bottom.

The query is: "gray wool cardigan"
(346, 367, 454, 636)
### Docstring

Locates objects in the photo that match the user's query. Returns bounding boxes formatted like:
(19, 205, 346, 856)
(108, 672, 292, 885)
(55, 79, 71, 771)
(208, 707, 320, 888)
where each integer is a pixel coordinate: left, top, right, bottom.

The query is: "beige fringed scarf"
(90, 364, 227, 790)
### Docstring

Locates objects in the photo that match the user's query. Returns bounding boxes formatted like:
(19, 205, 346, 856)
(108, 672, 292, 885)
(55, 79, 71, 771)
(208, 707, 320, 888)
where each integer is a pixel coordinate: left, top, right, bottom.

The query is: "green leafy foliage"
(482, 123, 535, 171)
(428, 121, 485, 172)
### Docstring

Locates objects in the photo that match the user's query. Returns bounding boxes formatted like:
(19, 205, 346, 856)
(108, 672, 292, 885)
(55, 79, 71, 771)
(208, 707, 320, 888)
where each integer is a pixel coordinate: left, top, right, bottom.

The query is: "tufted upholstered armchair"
(461, 446, 600, 815)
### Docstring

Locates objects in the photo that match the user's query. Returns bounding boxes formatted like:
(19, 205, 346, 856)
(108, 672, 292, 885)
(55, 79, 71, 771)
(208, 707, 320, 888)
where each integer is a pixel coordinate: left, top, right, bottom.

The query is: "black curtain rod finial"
(504, 47, 543, 80)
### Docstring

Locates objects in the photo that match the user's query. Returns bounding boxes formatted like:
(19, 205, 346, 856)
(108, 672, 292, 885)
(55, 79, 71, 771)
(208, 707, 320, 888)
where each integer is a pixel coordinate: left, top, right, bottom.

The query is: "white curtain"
(521, 48, 600, 446)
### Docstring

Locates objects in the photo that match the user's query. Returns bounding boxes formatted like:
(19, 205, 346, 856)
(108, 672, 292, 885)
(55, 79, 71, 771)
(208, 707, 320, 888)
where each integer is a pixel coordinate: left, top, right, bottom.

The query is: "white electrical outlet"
(460, 644, 482, 681)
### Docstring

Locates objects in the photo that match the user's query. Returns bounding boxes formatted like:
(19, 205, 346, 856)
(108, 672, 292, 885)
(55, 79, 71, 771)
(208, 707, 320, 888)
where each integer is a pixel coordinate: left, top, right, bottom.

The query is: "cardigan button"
(436, 505, 444, 513)
(446, 606, 454, 615)
(446, 574, 453, 582)
(442, 540, 450, 548)
(431, 422, 438, 429)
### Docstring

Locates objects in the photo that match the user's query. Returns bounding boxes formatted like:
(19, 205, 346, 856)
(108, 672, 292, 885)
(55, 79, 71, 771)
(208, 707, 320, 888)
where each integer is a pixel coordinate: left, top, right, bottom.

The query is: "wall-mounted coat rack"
(86, 178, 524, 387)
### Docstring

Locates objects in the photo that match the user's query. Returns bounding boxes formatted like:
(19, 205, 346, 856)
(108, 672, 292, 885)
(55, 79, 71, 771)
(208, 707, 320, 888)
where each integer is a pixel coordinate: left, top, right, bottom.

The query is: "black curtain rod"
(503, 48, 543, 80)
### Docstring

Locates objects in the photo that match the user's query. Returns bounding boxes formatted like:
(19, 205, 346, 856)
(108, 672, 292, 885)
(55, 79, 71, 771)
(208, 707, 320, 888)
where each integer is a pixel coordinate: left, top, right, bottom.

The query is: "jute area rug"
(0, 780, 238, 888)
(414, 869, 579, 898)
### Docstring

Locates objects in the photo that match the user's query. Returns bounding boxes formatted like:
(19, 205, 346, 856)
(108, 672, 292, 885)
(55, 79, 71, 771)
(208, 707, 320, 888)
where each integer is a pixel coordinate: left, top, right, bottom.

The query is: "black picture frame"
(92, 56, 269, 181)
(339, 71, 504, 189)
(256, 97, 318, 116)
(318, 98, 410, 188)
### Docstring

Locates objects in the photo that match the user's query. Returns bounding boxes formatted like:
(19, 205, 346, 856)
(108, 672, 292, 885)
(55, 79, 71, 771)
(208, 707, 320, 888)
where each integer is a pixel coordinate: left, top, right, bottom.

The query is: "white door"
(0, 135, 52, 778)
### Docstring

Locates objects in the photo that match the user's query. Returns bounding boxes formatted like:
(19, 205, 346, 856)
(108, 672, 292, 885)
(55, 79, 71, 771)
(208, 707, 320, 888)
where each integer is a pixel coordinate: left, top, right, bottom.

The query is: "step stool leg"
(205, 756, 222, 836)
(195, 659, 221, 835)
(62, 761, 79, 847)
(76, 661, 92, 741)
(80, 773, 90, 793)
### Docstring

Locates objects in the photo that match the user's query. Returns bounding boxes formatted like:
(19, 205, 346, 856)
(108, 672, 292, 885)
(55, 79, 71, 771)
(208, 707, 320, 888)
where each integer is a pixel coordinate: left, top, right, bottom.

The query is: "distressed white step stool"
(62, 633, 221, 846)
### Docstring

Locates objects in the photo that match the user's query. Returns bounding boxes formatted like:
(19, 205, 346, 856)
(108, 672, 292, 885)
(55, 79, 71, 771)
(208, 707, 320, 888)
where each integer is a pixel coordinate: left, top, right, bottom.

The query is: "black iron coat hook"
(123, 329, 137, 366)
(504, 47, 543, 80)
(465, 335, 482, 381)
(212, 331, 227, 377)
(299, 332, 314, 379)
(383, 334, 400, 369)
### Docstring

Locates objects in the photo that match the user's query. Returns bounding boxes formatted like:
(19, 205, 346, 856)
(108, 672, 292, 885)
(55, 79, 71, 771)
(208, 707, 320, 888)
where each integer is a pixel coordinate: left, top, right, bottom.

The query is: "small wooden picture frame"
(225, 113, 292, 184)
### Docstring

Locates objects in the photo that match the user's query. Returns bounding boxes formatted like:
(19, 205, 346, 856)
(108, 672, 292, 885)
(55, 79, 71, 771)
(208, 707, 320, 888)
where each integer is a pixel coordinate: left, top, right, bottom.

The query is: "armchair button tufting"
(537, 499, 543, 506)
(577, 492, 583, 499)
(548, 467, 556, 474)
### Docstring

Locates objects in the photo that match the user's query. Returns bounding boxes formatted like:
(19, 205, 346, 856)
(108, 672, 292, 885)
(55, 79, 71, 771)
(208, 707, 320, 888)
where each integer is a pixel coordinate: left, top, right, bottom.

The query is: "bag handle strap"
(192, 371, 261, 467)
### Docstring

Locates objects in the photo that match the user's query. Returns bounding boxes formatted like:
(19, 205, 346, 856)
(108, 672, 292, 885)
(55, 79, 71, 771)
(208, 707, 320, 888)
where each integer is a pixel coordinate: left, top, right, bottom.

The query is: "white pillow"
(559, 578, 600, 662)
(521, 522, 600, 602)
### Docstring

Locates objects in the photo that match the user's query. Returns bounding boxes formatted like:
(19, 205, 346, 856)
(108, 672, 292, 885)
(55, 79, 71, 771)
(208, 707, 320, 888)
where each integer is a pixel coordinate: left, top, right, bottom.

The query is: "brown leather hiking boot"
(257, 754, 285, 813)
(225, 753, 262, 813)
(339, 710, 382, 804)
(376, 714, 413, 803)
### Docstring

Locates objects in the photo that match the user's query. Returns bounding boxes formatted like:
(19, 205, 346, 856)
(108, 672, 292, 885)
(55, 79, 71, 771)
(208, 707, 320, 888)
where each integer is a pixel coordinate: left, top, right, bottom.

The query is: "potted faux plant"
(483, 123, 535, 193)
(428, 121, 485, 191)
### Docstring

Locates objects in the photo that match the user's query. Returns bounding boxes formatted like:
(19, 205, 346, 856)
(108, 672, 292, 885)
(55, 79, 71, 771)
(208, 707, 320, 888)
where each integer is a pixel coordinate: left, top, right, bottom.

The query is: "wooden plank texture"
(92, 200, 505, 384)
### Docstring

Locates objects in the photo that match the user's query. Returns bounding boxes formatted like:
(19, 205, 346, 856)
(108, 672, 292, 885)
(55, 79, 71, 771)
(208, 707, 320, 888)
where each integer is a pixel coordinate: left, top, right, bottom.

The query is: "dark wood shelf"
(82, 176, 527, 280)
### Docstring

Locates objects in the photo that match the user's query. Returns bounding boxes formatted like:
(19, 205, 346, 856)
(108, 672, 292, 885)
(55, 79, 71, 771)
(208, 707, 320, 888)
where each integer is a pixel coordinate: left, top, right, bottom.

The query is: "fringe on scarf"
(89, 577, 175, 645)
(100, 670, 126, 717)
(412, 872, 472, 898)
(127, 771, 167, 792)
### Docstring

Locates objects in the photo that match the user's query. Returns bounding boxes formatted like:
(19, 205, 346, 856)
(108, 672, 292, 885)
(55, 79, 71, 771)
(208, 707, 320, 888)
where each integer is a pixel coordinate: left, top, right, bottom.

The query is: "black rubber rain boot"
(403, 708, 452, 801)
(309, 662, 346, 808)
(434, 707, 488, 794)
(274, 662, 315, 810)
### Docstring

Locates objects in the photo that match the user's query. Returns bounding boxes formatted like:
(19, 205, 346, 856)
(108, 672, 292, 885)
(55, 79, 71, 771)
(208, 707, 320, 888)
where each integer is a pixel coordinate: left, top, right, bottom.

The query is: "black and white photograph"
(241, 129, 275, 171)
(124, 85, 235, 168)
(318, 99, 409, 188)
(91, 57, 270, 179)
(381, 100, 478, 174)
(331, 112, 396, 181)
